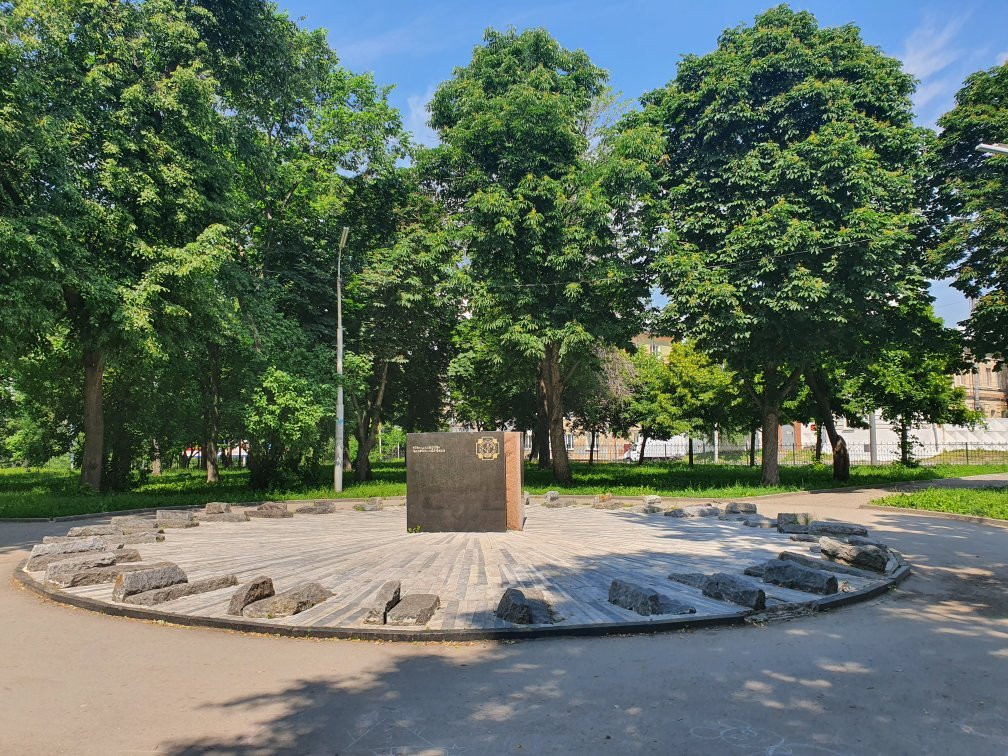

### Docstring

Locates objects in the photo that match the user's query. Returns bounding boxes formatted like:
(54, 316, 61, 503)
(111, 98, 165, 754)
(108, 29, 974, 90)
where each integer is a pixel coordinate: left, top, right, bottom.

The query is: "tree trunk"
(353, 362, 390, 482)
(637, 432, 649, 465)
(151, 440, 162, 476)
(815, 424, 823, 463)
(541, 345, 572, 485)
(803, 369, 850, 482)
(80, 349, 104, 492)
(535, 377, 551, 469)
(688, 438, 694, 467)
(588, 429, 596, 466)
(760, 407, 780, 485)
(749, 428, 756, 467)
(204, 353, 221, 484)
(900, 419, 910, 465)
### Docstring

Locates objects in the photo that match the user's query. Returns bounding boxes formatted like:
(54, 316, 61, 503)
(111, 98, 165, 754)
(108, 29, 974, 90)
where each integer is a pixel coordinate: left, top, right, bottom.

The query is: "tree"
(627, 342, 735, 465)
(3, 0, 235, 490)
(843, 311, 980, 464)
(640, 6, 931, 484)
(428, 28, 661, 484)
(339, 168, 460, 482)
(567, 346, 634, 465)
(931, 62, 1008, 367)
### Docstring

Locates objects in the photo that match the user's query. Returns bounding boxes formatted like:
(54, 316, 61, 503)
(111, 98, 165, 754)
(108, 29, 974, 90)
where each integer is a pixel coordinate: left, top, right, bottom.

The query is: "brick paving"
(30, 502, 894, 630)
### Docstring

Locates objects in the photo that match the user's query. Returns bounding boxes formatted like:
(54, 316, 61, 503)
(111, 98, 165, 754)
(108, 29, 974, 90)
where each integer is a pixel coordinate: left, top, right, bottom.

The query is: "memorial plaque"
(406, 431, 523, 532)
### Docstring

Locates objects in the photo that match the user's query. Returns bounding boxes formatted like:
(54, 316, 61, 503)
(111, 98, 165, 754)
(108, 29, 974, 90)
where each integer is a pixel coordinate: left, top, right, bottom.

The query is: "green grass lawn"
(873, 487, 1008, 521)
(2, 459, 1007, 519)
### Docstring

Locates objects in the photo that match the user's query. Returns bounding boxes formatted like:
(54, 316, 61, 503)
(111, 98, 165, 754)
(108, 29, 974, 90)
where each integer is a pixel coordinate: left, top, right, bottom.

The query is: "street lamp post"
(334, 226, 349, 492)
(976, 142, 1008, 156)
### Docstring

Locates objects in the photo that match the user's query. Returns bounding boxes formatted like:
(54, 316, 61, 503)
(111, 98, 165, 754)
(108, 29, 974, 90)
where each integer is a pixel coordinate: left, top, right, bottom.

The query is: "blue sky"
(280, 0, 1008, 326)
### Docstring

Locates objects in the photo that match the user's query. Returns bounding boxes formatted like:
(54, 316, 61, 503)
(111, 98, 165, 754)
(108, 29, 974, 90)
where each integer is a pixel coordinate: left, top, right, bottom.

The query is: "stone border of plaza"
(859, 503, 1008, 530)
(12, 560, 911, 643)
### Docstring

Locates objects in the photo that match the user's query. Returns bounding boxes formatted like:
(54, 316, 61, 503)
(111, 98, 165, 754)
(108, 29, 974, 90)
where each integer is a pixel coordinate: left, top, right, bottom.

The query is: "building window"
(564, 433, 574, 450)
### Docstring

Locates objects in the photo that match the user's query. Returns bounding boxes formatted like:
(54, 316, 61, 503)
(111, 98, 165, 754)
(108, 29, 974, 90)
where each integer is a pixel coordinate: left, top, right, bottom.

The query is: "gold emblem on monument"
(475, 436, 500, 461)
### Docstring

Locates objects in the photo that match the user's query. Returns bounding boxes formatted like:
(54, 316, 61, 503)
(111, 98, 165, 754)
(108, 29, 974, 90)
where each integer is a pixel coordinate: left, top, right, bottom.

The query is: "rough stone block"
(30, 537, 108, 558)
(227, 576, 274, 616)
(724, 502, 757, 514)
(742, 515, 777, 529)
(847, 535, 891, 549)
(819, 536, 890, 572)
(608, 579, 695, 617)
(593, 499, 625, 510)
(643, 502, 665, 514)
(642, 494, 662, 506)
(743, 563, 767, 578)
(681, 505, 721, 518)
(247, 503, 293, 518)
(761, 559, 839, 595)
(107, 517, 165, 535)
(354, 497, 383, 512)
(789, 534, 820, 543)
(542, 498, 574, 508)
(123, 575, 238, 606)
(809, 521, 869, 537)
(200, 512, 250, 522)
(363, 580, 402, 624)
(777, 551, 878, 578)
(112, 564, 188, 601)
(543, 490, 560, 503)
(777, 523, 811, 534)
(242, 582, 332, 618)
(117, 531, 165, 544)
(494, 588, 531, 624)
(667, 572, 708, 589)
(112, 548, 141, 563)
(204, 502, 231, 515)
(663, 508, 685, 517)
(777, 512, 812, 527)
(156, 510, 198, 528)
(385, 593, 441, 626)
(66, 525, 118, 537)
(295, 502, 338, 514)
(43, 553, 118, 586)
(53, 561, 174, 588)
(702, 573, 767, 609)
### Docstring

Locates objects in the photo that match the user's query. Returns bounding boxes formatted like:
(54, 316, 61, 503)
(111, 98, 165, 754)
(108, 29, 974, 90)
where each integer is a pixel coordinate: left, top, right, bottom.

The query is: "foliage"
(639, 6, 931, 484)
(931, 62, 1008, 366)
(842, 310, 981, 463)
(566, 346, 635, 459)
(627, 342, 737, 462)
(427, 27, 662, 483)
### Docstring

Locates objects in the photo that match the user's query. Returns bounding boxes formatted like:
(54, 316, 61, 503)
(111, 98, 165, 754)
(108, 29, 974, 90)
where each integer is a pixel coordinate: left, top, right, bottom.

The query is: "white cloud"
(900, 13, 968, 80)
(998, 51, 1008, 65)
(406, 85, 439, 147)
(335, 19, 446, 68)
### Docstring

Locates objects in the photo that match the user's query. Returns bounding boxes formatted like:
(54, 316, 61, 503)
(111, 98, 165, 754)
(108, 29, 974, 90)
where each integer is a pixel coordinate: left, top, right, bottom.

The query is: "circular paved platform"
(16, 501, 907, 640)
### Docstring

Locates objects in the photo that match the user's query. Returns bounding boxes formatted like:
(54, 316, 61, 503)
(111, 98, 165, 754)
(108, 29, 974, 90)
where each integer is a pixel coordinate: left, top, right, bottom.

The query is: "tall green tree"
(640, 6, 930, 484)
(3, 0, 235, 490)
(627, 342, 735, 465)
(566, 345, 635, 465)
(428, 28, 661, 483)
(931, 62, 1008, 366)
(842, 311, 980, 464)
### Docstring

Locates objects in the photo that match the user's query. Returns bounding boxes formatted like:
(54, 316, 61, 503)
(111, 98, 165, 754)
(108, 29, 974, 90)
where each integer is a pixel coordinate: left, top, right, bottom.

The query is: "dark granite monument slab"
(406, 431, 523, 532)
